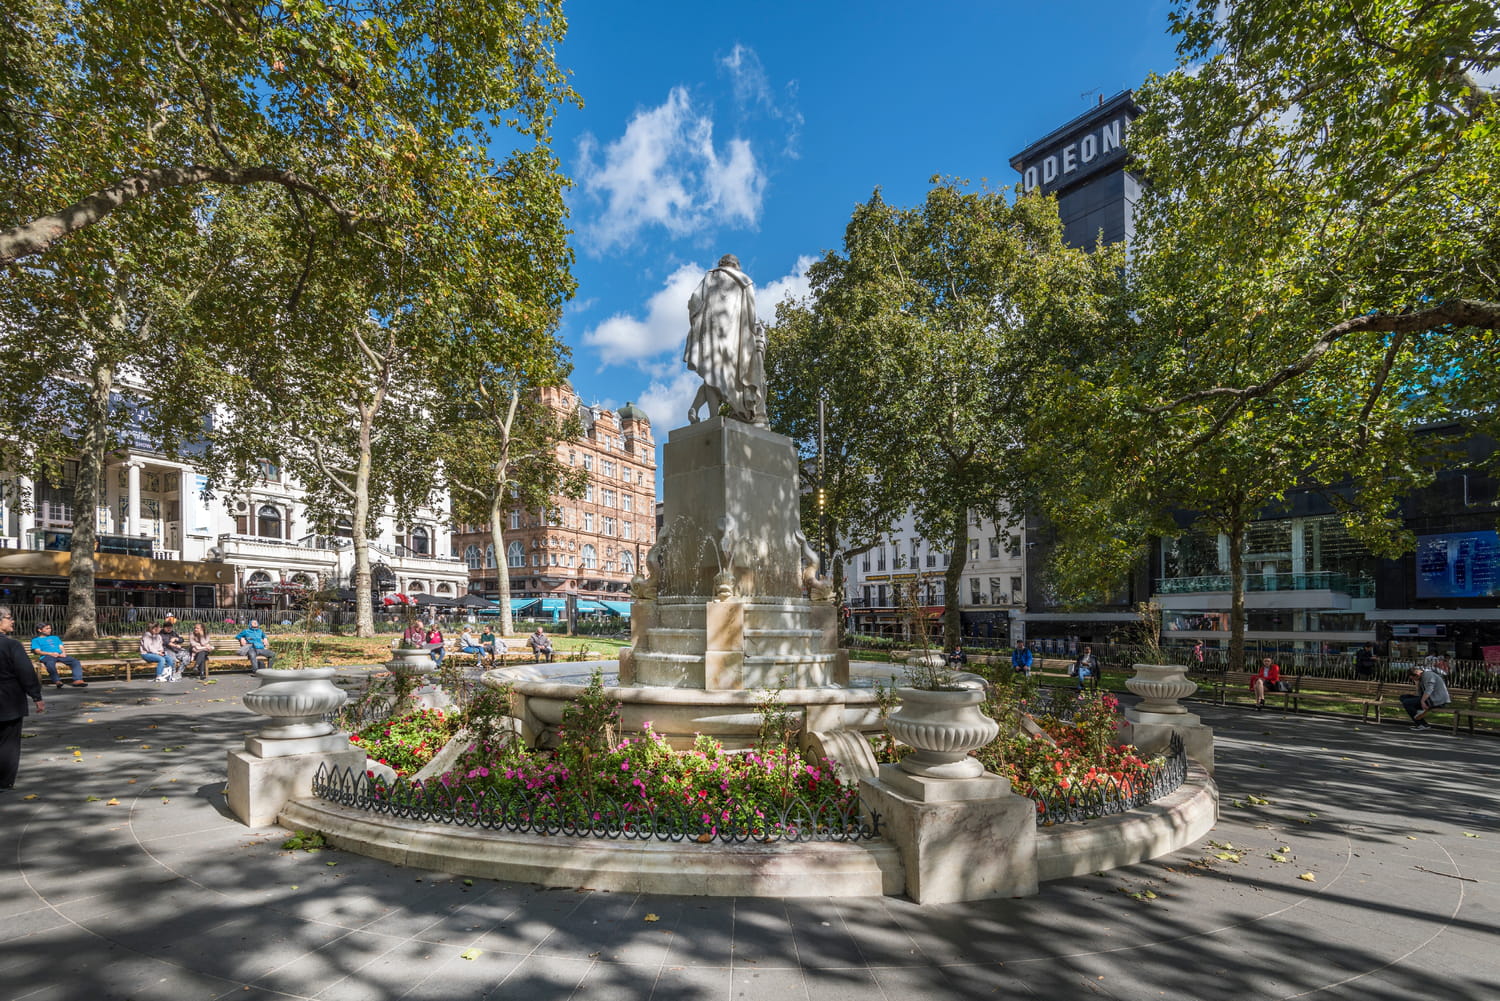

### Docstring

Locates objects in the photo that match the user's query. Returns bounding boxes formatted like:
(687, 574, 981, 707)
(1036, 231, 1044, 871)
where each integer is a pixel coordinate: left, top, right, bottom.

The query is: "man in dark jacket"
(1, 606, 47, 791)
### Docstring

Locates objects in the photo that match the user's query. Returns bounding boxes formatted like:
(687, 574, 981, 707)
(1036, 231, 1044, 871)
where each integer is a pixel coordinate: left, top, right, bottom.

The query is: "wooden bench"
(1210, 670, 1295, 711)
(1446, 689, 1500, 734)
(28, 637, 255, 682)
(1289, 677, 1386, 721)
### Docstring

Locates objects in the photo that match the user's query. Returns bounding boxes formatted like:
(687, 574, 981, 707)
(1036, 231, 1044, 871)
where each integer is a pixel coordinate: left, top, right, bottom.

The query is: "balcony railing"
(1156, 571, 1374, 599)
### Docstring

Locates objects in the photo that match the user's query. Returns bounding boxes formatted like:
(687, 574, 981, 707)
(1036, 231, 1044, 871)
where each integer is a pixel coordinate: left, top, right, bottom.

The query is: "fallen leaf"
(1267, 854, 1289, 863)
(463, 879, 474, 887)
(127, 779, 137, 784)
(643, 913, 660, 922)
(85, 795, 99, 802)
(1247, 795, 1271, 805)
(1462, 832, 1480, 838)
(1298, 872, 1316, 882)
(1214, 852, 1241, 863)
(1307, 812, 1318, 818)
(1407, 836, 1418, 840)
(1277, 846, 1290, 853)
(22, 794, 37, 800)
(460, 949, 482, 961)
(106, 798, 119, 806)
(1142, 889, 1157, 899)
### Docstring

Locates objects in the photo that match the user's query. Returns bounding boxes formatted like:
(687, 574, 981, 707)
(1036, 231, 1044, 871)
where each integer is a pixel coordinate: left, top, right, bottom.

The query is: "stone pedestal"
(860, 765, 1038, 903)
(1119, 709, 1216, 776)
(227, 741, 364, 827)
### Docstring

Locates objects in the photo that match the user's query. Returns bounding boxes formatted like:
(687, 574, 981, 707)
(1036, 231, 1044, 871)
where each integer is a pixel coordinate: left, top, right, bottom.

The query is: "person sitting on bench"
(235, 620, 277, 672)
(29, 623, 86, 689)
(528, 627, 555, 663)
(1401, 664, 1451, 732)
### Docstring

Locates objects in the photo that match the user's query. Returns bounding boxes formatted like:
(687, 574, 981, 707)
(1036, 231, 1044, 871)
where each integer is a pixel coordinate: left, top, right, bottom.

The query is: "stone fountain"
(490, 255, 886, 765)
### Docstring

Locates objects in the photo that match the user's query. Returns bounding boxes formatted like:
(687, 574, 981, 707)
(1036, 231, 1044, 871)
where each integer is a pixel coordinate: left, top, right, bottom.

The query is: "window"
(583, 455, 593, 471)
(582, 544, 598, 569)
(876, 547, 886, 572)
(484, 544, 496, 568)
(1006, 533, 1021, 557)
(1011, 576, 1023, 600)
(989, 537, 1000, 559)
(968, 539, 979, 560)
(926, 551, 937, 568)
(910, 541, 919, 567)
(585, 484, 595, 503)
(409, 526, 430, 555)
(603, 517, 616, 536)
(620, 551, 634, 574)
(335, 518, 354, 540)
(550, 553, 558, 566)
(603, 460, 615, 478)
(637, 471, 644, 485)
(622, 522, 632, 540)
(508, 542, 525, 567)
(510, 511, 521, 530)
(862, 585, 872, 607)
(464, 545, 482, 570)
(256, 505, 283, 539)
(548, 508, 562, 526)
(990, 577, 1005, 603)
(584, 512, 594, 532)
(861, 551, 870, 572)
(877, 584, 888, 606)
(257, 460, 279, 482)
(970, 578, 981, 603)
(531, 554, 539, 567)
(622, 493, 633, 512)
(569, 452, 576, 466)
(603, 489, 615, 507)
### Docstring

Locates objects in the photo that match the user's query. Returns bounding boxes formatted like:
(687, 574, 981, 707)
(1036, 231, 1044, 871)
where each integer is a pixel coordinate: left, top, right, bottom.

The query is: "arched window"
(408, 581, 425, 593)
(620, 551, 634, 575)
(484, 544, 496, 568)
(581, 544, 598, 570)
(247, 570, 273, 586)
(435, 582, 453, 596)
(256, 505, 282, 539)
(410, 526, 430, 555)
(507, 541, 525, 567)
(465, 545, 482, 570)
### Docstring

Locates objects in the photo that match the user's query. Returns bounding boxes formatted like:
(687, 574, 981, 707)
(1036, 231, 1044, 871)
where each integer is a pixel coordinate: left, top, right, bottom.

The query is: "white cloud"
(582, 262, 705, 366)
(575, 87, 766, 251)
(756, 255, 816, 325)
(636, 370, 702, 431)
(719, 44, 803, 159)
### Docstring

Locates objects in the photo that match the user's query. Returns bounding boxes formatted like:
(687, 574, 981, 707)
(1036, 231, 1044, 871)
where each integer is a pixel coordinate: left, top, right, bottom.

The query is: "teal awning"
(598, 600, 632, 617)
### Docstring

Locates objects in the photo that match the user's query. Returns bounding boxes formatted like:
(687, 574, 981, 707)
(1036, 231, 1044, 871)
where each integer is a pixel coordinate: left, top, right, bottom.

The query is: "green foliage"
(767, 179, 1127, 646)
(753, 681, 801, 752)
(556, 668, 621, 768)
(280, 830, 328, 852)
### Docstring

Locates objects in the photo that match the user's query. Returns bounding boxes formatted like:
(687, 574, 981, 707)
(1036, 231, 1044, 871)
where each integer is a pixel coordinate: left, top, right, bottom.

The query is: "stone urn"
(241, 667, 348, 740)
(1125, 663, 1198, 715)
(886, 685, 999, 780)
(386, 647, 438, 683)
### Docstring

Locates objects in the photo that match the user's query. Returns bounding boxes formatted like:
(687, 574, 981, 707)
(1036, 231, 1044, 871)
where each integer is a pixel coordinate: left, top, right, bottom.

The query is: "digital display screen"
(1415, 530, 1500, 599)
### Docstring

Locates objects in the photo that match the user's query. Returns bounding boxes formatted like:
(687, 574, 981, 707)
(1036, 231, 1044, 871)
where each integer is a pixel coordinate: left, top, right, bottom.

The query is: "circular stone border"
(276, 765, 1217, 899)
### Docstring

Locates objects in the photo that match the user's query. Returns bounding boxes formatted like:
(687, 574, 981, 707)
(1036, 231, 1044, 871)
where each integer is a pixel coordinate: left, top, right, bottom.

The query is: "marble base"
(226, 746, 365, 827)
(860, 765, 1038, 903)
(1120, 708, 1216, 775)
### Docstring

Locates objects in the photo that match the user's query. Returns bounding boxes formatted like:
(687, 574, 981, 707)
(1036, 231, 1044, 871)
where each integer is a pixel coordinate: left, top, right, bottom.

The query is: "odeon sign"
(1019, 117, 1127, 193)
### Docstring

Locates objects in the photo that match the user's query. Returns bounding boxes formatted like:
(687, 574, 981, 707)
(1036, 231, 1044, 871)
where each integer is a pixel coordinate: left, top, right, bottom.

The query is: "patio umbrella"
(452, 594, 496, 609)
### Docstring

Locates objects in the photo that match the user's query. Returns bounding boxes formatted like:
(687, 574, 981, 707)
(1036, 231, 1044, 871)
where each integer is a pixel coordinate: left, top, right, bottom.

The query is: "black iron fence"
(311, 764, 882, 844)
(1026, 733, 1188, 827)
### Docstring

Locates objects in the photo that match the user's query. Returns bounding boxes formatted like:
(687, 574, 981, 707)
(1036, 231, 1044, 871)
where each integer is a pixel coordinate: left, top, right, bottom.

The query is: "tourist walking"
(0, 607, 46, 792)
(1401, 664, 1452, 732)
(29, 623, 86, 689)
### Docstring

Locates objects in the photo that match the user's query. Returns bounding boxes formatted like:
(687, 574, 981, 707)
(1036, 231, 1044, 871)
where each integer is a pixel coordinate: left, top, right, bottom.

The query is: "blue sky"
(549, 1, 1181, 432)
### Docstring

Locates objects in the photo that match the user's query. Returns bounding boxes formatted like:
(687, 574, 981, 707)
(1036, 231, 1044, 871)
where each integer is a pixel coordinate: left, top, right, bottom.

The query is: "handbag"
(1274, 679, 1292, 693)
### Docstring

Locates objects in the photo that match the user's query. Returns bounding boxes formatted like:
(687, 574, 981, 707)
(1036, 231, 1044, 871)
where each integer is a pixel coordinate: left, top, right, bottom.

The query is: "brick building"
(453, 386, 657, 611)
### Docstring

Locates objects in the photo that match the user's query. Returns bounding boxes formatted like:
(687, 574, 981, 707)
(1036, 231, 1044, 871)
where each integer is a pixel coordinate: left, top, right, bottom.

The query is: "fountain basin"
(486, 660, 911, 750)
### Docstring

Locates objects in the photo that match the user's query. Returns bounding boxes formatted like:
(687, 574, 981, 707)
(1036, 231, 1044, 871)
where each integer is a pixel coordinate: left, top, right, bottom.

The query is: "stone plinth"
(227, 742, 364, 827)
(860, 765, 1038, 903)
(1120, 708, 1216, 775)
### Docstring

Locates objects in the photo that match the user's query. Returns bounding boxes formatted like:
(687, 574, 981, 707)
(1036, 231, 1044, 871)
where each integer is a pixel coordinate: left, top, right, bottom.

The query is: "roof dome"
(616, 401, 649, 423)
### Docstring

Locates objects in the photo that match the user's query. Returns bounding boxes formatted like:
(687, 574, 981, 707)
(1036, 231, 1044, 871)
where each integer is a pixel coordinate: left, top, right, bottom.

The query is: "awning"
(509, 598, 540, 612)
(597, 600, 632, 617)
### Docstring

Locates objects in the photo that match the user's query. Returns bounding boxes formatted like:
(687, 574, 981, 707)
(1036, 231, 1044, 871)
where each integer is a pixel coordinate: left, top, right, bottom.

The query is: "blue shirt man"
(235, 620, 277, 672)
(1010, 642, 1032, 676)
(29, 624, 85, 687)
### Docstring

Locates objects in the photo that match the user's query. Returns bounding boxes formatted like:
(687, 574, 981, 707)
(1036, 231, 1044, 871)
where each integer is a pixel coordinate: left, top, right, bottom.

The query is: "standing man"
(684, 254, 768, 426)
(1010, 640, 1032, 678)
(1401, 664, 1451, 732)
(1354, 642, 1377, 680)
(1, 606, 46, 792)
(29, 623, 87, 689)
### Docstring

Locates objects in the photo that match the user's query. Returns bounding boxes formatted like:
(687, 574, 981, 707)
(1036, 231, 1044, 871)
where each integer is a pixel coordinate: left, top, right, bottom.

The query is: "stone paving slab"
(2, 671, 1498, 1000)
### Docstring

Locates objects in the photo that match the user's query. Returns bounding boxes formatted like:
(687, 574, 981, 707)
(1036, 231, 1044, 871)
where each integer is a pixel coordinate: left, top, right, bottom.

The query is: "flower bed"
(349, 708, 464, 776)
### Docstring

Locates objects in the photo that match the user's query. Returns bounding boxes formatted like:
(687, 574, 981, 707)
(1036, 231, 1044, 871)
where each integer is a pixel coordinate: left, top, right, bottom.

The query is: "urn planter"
(241, 667, 348, 740)
(387, 647, 439, 682)
(1125, 663, 1198, 715)
(886, 685, 999, 780)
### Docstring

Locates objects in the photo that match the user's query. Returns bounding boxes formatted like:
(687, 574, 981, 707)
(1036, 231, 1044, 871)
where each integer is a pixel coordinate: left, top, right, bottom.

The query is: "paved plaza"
(3, 670, 1497, 1001)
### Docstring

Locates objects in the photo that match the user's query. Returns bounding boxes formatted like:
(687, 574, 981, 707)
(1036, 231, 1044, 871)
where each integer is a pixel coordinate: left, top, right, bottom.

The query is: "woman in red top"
(1251, 656, 1281, 710)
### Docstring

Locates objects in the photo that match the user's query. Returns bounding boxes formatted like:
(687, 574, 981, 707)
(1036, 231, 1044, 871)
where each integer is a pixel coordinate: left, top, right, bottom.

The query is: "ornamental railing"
(1027, 733, 1188, 827)
(310, 764, 883, 844)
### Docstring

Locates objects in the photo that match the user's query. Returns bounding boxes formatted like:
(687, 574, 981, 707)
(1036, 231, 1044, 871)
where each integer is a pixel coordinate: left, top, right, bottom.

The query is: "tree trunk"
(491, 493, 514, 637)
(1227, 517, 1246, 674)
(63, 360, 113, 640)
(942, 507, 969, 650)
(351, 417, 375, 638)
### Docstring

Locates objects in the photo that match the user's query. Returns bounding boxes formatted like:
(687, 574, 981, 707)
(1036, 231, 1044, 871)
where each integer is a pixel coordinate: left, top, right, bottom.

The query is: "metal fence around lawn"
(1026, 733, 1188, 826)
(311, 764, 883, 844)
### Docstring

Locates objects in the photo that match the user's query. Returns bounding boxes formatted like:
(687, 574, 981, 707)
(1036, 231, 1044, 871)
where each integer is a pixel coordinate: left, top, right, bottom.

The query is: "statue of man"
(684, 254, 768, 426)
